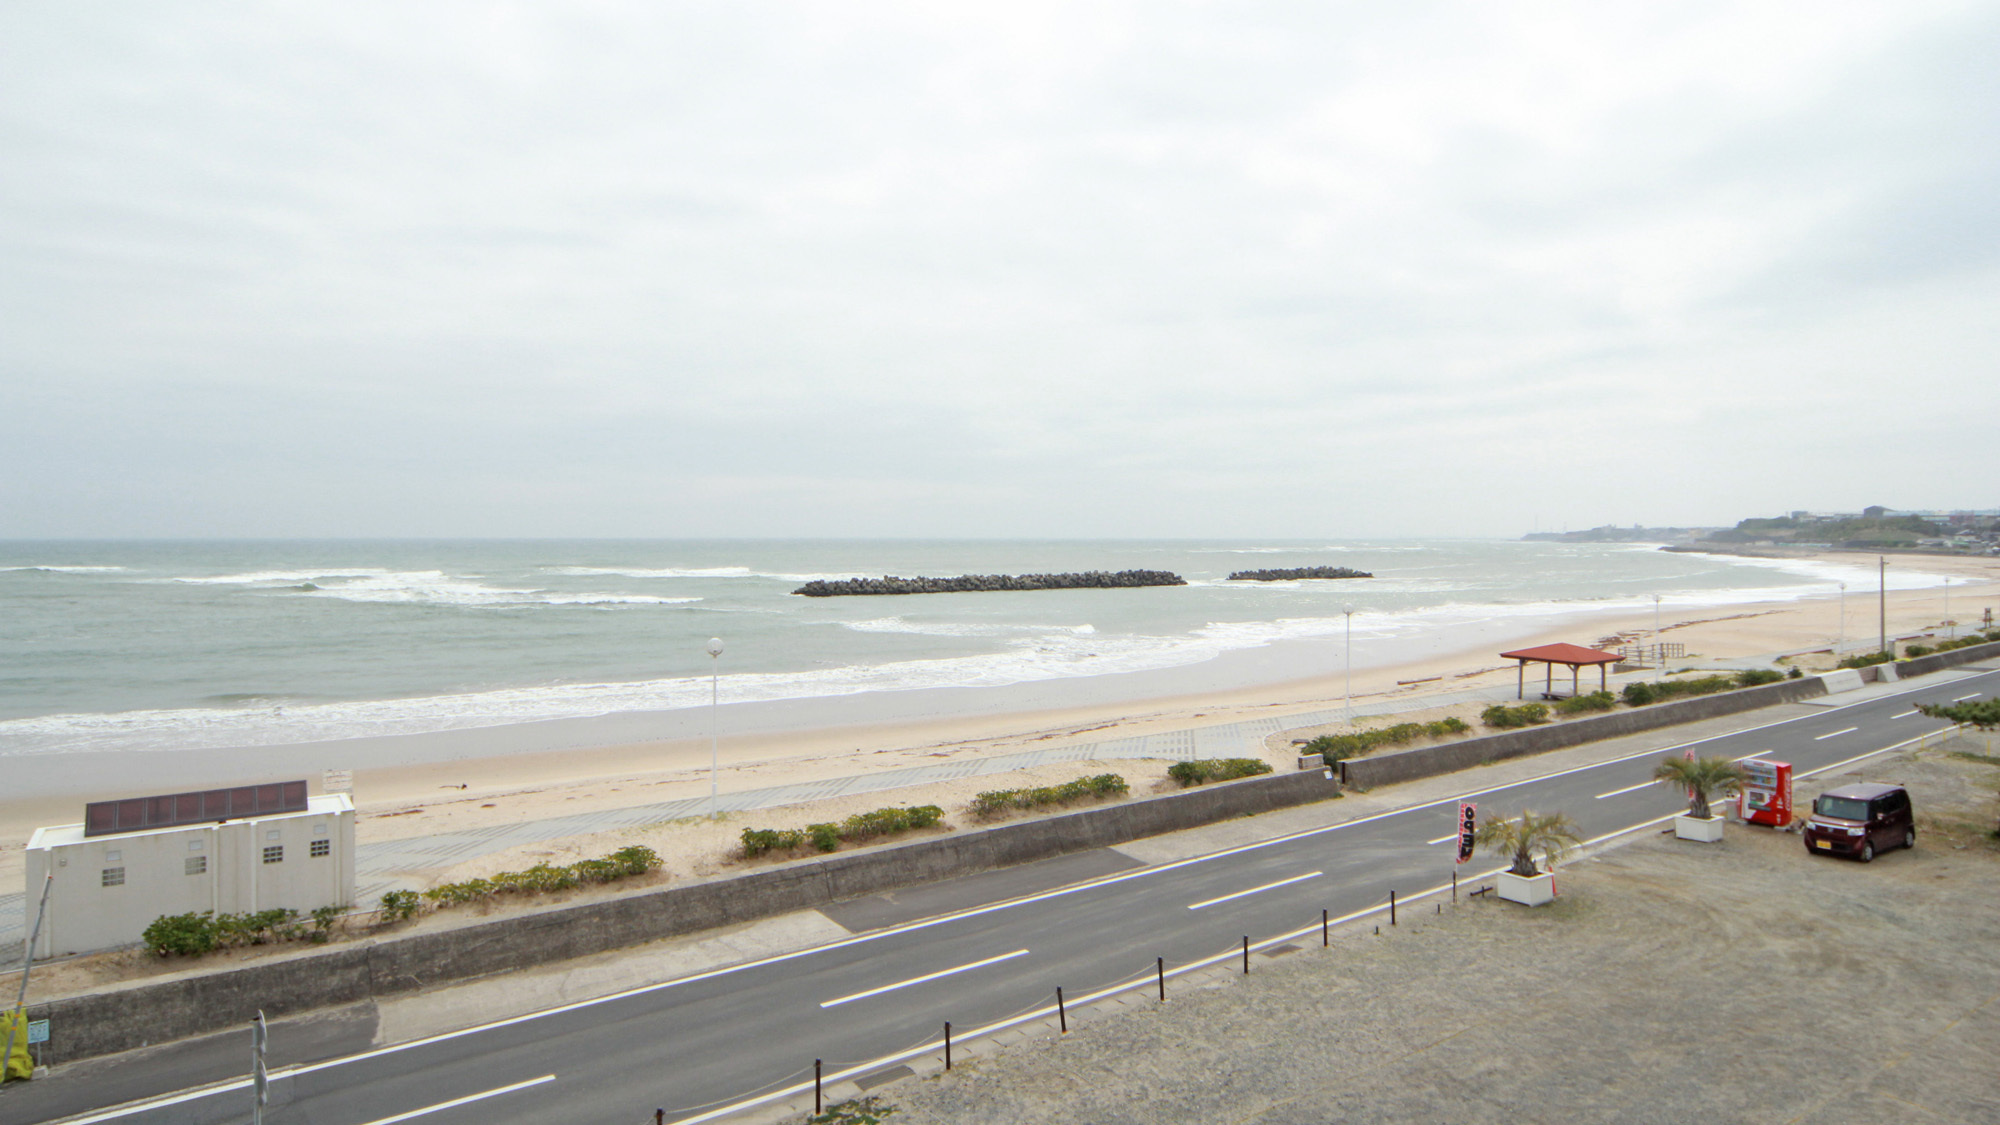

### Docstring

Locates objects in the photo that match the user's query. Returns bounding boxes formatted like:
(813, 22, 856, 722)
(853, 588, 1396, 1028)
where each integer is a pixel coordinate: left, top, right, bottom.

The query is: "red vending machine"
(1738, 758, 1792, 827)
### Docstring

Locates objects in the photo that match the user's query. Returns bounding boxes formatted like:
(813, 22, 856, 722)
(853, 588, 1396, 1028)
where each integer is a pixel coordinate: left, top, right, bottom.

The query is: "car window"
(1816, 796, 1869, 820)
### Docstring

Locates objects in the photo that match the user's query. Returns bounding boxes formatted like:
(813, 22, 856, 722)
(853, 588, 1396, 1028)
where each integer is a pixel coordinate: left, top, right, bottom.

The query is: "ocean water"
(0, 539, 1945, 757)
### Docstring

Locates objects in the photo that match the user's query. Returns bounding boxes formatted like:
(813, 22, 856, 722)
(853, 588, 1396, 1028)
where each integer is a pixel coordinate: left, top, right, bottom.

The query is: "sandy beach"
(5, 550, 1998, 901)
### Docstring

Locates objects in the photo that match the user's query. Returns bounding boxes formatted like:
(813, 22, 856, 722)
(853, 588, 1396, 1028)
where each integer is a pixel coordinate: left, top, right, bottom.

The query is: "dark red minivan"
(1803, 783, 1915, 862)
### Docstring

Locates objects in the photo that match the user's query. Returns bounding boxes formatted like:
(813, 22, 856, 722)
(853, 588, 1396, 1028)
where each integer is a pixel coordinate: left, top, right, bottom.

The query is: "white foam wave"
(168, 568, 701, 609)
(839, 617, 1098, 638)
(170, 568, 392, 585)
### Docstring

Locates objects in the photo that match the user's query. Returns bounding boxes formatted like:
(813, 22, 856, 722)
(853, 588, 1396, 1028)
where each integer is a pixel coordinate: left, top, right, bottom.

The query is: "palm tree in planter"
(1653, 754, 1746, 843)
(1474, 809, 1582, 906)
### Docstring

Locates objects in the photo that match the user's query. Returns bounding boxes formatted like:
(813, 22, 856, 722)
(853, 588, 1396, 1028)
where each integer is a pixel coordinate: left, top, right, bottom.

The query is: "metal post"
(1452, 869, 1457, 903)
(944, 1022, 951, 1070)
(1242, 936, 1250, 974)
(1389, 890, 1397, 926)
(814, 1058, 822, 1115)
(251, 1010, 268, 1125)
(656, 1110, 664, 1125)
(706, 638, 724, 818)
(4, 875, 53, 1086)
(1322, 908, 1329, 947)
(1157, 957, 1166, 1001)
(1056, 987, 1066, 1033)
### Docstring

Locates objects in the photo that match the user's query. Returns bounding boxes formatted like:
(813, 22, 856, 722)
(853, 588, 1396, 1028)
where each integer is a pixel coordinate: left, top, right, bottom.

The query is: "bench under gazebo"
(1499, 642, 1623, 700)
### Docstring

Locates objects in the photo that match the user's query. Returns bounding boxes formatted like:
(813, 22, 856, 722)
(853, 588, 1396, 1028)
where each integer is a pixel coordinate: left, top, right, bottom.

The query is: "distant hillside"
(1522, 525, 1708, 543)
(1528, 508, 1998, 555)
(1702, 514, 1941, 548)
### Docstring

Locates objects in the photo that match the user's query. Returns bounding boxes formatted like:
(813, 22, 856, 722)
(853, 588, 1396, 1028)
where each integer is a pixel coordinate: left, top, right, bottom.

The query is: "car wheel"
(1903, 828, 1915, 850)
(1860, 842, 1874, 863)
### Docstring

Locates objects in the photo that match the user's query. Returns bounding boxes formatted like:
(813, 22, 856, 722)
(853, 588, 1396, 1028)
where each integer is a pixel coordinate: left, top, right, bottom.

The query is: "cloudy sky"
(3, 2, 1995, 539)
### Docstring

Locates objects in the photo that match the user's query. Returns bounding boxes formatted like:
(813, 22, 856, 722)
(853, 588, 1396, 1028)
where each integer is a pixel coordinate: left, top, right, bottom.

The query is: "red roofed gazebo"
(1498, 642, 1623, 700)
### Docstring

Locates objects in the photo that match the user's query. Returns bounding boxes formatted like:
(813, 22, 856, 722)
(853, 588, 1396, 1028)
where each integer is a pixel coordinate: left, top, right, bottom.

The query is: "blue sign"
(27, 1019, 48, 1045)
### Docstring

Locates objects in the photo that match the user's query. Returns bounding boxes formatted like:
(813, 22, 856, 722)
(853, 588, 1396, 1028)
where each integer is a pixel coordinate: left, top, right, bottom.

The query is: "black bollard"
(944, 1021, 952, 1070)
(1322, 907, 1329, 947)
(1057, 987, 1067, 1033)
(1157, 956, 1166, 1002)
(814, 1058, 822, 1115)
(1242, 935, 1250, 974)
(1390, 889, 1397, 926)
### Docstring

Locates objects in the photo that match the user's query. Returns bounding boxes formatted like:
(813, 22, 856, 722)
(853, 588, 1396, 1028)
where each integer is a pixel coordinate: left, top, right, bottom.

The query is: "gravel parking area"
(809, 740, 2000, 1125)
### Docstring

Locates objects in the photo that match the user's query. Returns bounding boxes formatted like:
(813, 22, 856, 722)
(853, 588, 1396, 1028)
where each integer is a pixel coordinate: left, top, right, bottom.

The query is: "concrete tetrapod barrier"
(26, 768, 1339, 1065)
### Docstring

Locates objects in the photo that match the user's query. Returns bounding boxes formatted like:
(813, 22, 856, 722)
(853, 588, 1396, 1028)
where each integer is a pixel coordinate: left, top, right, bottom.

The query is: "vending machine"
(1738, 758, 1792, 827)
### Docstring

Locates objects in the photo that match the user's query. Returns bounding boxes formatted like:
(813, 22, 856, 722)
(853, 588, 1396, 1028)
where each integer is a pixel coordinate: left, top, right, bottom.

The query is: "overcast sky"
(3, 2, 1996, 539)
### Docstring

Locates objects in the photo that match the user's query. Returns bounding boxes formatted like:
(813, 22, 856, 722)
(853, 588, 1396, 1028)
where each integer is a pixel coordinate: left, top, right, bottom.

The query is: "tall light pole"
(1342, 607, 1355, 726)
(1837, 582, 1846, 654)
(1878, 556, 1887, 656)
(706, 637, 724, 819)
(1651, 593, 1664, 681)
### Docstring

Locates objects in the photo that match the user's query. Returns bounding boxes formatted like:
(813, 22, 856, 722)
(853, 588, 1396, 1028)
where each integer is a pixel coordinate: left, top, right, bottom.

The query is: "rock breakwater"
(1228, 566, 1373, 581)
(792, 570, 1188, 597)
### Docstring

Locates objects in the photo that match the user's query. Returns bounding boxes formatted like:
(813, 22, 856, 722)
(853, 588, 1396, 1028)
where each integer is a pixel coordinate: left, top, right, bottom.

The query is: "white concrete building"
(24, 794, 355, 958)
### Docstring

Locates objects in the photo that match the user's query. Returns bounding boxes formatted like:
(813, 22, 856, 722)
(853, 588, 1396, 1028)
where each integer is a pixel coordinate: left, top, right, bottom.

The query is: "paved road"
(9, 668, 1993, 1125)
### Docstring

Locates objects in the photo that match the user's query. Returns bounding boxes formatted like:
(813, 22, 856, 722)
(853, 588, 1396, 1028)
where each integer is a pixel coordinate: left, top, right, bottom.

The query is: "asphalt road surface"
(11, 668, 1994, 1125)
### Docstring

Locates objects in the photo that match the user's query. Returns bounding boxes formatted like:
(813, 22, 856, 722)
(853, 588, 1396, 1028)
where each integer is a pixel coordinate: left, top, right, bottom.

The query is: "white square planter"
(1675, 813, 1725, 842)
(1496, 871, 1555, 906)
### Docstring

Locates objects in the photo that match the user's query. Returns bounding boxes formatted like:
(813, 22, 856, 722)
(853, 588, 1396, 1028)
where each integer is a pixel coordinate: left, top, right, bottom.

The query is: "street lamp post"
(1342, 607, 1355, 726)
(706, 637, 724, 819)
(1837, 582, 1846, 654)
(1651, 594, 1664, 681)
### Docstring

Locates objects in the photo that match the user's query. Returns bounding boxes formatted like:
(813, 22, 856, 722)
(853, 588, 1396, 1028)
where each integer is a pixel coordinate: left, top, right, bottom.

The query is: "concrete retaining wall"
(1887, 639, 2000, 679)
(27, 768, 1339, 1064)
(1339, 676, 1831, 790)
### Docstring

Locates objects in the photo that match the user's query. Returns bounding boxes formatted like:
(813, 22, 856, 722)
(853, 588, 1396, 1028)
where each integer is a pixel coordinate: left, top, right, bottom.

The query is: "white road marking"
(1952, 693, 1982, 702)
(1814, 727, 1858, 740)
(1594, 780, 1656, 800)
(1426, 833, 1457, 845)
(1188, 871, 1323, 909)
(820, 949, 1029, 1008)
(1734, 751, 1773, 762)
(359, 1076, 556, 1125)
(1893, 710, 1918, 718)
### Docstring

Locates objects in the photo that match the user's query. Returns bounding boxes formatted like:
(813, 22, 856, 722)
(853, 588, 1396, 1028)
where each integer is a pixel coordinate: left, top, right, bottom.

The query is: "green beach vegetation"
(970, 774, 1129, 817)
(143, 905, 342, 957)
(1305, 718, 1470, 762)
(740, 804, 945, 856)
(418, 845, 661, 909)
(1480, 702, 1550, 729)
(1165, 759, 1273, 787)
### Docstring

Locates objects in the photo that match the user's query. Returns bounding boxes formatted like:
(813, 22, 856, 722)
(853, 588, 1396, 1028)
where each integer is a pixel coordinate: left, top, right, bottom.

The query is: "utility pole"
(4, 875, 53, 1084)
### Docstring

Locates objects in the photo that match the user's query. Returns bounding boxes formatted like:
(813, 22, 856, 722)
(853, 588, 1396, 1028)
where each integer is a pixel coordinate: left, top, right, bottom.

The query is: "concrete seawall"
(29, 768, 1338, 1064)
(1339, 676, 1832, 790)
